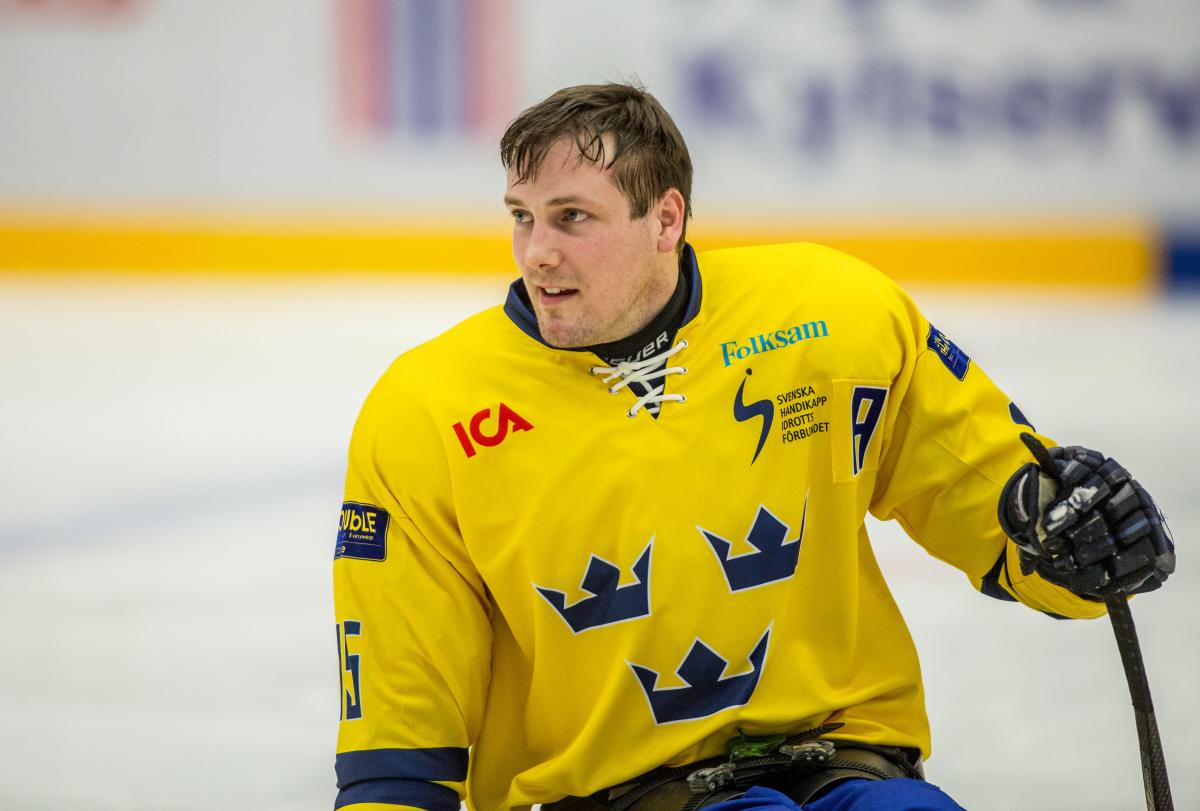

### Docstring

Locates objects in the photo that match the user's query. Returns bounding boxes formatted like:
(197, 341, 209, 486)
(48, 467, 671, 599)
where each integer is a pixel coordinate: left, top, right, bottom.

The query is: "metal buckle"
(686, 763, 736, 794)
(780, 739, 836, 766)
(684, 739, 836, 796)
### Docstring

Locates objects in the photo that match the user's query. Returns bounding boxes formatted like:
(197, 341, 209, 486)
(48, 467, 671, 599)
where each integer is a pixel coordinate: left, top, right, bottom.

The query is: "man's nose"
(522, 222, 562, 271)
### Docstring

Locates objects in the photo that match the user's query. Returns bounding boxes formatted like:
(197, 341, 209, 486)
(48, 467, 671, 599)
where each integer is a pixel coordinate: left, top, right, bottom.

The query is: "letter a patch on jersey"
(831, 381, 890, 483)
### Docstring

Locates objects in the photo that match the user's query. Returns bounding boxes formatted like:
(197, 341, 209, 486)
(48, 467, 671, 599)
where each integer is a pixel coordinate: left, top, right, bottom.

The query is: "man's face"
(505, 137, 678, 348)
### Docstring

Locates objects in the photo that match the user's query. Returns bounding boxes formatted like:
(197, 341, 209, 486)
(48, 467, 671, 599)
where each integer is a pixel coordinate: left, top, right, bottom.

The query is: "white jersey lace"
(590, 339, 689, 418)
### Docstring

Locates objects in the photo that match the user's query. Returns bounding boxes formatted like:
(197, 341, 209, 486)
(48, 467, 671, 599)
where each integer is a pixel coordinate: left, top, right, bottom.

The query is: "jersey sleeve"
(864, 276, 1106, 620)
(333, 370, 493, 810)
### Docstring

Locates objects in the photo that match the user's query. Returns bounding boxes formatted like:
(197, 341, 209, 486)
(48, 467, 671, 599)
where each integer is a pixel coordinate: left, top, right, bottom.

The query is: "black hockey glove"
(998, 437, 1175, 601)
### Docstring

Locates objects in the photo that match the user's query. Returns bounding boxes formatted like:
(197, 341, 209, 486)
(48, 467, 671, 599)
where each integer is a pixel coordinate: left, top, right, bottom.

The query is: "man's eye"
(512, 211, 530, 223)
(564, 210, 588, 223)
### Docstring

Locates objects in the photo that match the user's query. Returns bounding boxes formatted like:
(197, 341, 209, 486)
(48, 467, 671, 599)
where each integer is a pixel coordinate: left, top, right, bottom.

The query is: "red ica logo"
(452, 403, 533, 458)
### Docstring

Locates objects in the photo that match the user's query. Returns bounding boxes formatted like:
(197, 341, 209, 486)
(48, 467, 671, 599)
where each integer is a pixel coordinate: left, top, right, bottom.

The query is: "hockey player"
(331, 83, 1175, 810)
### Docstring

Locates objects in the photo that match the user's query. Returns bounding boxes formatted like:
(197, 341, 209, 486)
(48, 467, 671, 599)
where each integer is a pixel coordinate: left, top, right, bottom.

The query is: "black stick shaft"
(1106, 597, 1173, 811)
(1017, 433, 1173, 810)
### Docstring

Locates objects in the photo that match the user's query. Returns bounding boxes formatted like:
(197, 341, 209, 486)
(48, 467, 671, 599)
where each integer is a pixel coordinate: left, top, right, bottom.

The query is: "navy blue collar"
(503, 243, 703, 349)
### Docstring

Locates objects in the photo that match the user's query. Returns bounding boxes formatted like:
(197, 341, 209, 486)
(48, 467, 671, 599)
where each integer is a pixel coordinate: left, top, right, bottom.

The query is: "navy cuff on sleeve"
(336, 746, 469, 786)
(334, 777, 461, 811)
(335, 747, 468, 810)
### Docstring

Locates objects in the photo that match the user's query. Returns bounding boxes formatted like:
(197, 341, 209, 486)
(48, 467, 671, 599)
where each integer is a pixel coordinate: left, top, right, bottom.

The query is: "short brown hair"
(500, 82, 693, 250)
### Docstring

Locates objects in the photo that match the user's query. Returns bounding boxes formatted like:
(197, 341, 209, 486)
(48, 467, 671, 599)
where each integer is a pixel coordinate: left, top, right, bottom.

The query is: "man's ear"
(653, 188, 686, 254)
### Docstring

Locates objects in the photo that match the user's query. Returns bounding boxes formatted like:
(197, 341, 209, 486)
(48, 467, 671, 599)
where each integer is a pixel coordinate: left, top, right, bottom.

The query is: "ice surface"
(0, 274, 1196, 810)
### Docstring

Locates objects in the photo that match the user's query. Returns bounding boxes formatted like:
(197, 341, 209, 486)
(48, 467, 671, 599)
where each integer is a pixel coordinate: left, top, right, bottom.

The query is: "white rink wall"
(1, 0, 1198, 220)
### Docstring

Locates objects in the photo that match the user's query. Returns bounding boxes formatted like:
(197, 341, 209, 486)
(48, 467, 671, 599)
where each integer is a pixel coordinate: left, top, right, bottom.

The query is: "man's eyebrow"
(503, 195, 592, 208)
(547, 195, 590, 207)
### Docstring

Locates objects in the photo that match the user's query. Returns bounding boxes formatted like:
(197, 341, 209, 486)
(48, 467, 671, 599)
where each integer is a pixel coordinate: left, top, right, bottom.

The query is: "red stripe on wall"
(337, 0, 382, 135)
(466, 0, 514, 139)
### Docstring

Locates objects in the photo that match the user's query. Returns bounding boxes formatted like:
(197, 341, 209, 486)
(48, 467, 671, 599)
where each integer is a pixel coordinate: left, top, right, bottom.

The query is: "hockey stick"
(1106, 597, 1173, 811)
(1019, 433, 1173, 811)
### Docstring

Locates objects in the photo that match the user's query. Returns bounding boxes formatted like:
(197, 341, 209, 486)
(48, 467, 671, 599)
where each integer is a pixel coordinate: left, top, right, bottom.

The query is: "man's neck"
(589, 263, 689, 365)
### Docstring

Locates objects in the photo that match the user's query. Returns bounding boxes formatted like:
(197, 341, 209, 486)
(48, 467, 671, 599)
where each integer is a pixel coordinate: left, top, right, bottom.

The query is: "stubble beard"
(537, 257, 672, 349)
(537, 300, 609, 349)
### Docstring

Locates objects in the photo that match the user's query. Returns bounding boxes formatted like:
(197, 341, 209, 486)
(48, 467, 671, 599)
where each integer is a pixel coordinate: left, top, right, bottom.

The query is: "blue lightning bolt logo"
(734, 369, 773, 465)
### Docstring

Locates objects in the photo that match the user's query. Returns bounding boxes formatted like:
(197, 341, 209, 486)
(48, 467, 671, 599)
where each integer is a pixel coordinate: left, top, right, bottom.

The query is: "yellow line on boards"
(0, 223, 515, 274)
(0, 217, 1156, 288)
(698, 229, 1156, 289)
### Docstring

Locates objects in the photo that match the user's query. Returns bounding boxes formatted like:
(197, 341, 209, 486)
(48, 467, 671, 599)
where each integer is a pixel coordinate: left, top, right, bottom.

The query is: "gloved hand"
(998, 437, 1175, 600)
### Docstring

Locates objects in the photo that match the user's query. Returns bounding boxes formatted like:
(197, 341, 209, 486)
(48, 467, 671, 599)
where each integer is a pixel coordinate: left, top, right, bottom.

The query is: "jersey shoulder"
(393, 303, 522, 372)
(369, 304, 525, 401)
(696, 241, 916, 325)
(352, 303, 532, 447)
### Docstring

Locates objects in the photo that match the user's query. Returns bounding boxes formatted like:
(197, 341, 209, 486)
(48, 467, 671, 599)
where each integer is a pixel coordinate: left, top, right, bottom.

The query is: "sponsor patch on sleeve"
(335, 502, 389, 561)
(926, 325, 970, 381)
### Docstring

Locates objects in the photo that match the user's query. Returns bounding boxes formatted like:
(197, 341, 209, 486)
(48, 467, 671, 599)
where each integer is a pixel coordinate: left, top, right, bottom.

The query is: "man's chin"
(540, 330, 588, 349)
(539, 325, 595, 349)
(535, 311, 588, 348)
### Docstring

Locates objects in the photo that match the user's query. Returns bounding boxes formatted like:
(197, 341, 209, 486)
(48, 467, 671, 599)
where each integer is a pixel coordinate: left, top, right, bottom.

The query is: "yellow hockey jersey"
(332, 243, 1105, 811)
